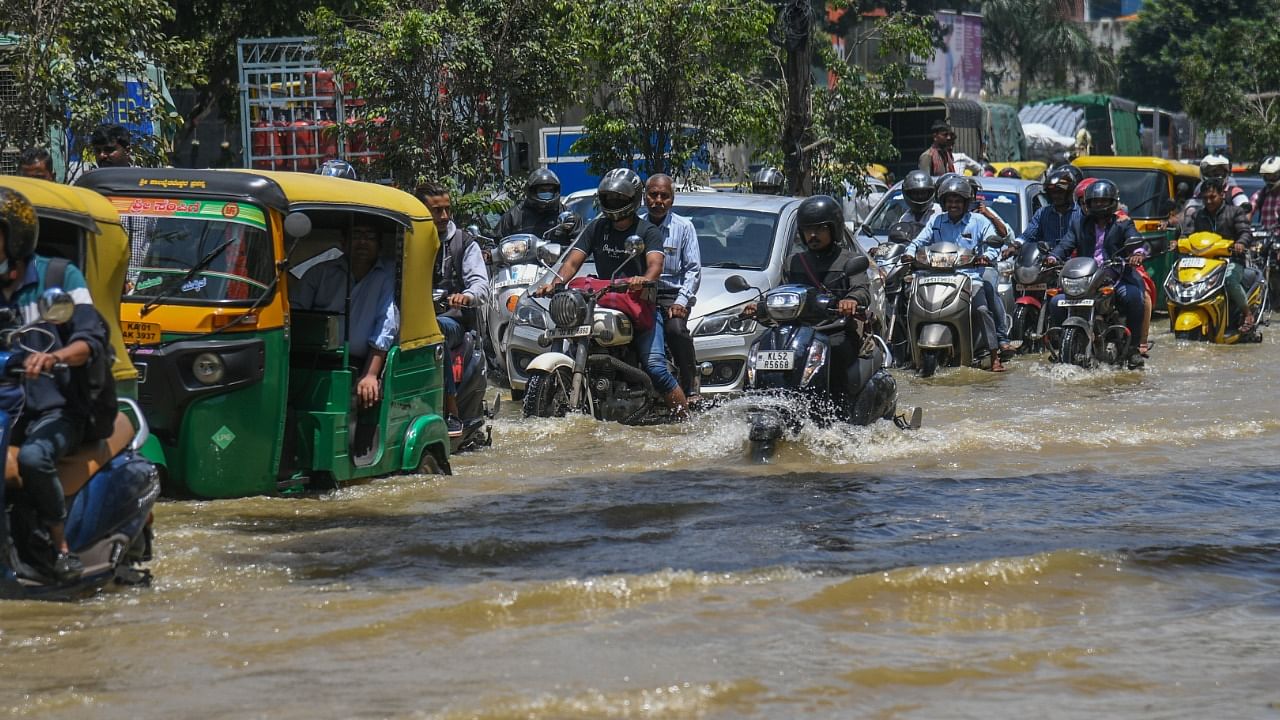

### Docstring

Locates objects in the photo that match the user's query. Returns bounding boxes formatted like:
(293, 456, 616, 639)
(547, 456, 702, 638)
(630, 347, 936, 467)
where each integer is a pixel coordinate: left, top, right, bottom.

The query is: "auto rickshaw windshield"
(122, 210, 276, 303)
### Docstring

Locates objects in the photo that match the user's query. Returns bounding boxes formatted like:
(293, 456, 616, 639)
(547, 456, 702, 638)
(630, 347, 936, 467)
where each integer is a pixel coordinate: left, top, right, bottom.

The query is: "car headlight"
(514, 301, 549, 330)
(1060, 274, 1092, 297)
(499, 237, 531, 264)
(764, 291, 803, 321)
(694, 313, 758, 336)
(192, 352, 225, 385)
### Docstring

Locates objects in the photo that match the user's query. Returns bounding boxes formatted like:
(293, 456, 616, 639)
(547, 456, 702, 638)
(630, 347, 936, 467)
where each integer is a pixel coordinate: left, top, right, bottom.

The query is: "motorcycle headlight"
(499, 237, 531, 264)
(549, 291, 587, 329)
(514, 301, 549, 330)
(1013, 264, 1041, 285)
(694, 313, 758, 337)
(1060, 274, 1092, 297)
(764, 291, 804, 322)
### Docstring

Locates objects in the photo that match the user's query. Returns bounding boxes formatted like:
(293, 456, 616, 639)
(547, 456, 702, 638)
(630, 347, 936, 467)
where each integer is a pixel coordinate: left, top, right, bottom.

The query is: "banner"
(924, 11, 984, 98)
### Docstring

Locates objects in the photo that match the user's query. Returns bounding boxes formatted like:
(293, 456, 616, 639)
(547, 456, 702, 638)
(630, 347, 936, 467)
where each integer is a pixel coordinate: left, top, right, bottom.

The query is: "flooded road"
(4, 325, 1280, 719)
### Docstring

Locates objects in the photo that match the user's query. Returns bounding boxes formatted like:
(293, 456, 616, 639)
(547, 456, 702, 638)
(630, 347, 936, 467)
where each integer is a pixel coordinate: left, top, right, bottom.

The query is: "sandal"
(1138, 342, 1152, 357)
(991, 357, 1007, 373)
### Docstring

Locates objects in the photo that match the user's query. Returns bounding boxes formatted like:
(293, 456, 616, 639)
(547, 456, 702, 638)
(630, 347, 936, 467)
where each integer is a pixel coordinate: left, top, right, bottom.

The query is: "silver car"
(857, 176, 1046, 247)
(503, 191, 883, 398)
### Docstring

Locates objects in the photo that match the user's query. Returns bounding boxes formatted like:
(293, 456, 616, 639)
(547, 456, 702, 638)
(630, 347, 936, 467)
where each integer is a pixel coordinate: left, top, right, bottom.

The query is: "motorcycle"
(875, 222, 921, 367)
(433, 289, 495, 453)
(521, 237, 681, 424)
(2, 290, 159, 600)
(1164, 230, 1267, 344)
(1045, 245, 1144, 368)
(486, 213, 577, 389)
(725, 274, 919, 463)
(906, 240, 1001, 377)
(1007, 241, 1060, 353)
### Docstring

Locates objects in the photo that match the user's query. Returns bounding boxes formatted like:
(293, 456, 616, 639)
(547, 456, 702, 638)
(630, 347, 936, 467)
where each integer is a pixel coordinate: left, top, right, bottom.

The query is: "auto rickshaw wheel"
(417, 446, 452, 476)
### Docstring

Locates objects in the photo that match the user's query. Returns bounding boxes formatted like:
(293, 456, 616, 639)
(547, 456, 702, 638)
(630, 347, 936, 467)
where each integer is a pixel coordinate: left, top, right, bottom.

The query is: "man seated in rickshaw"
(289, 222, 399, 410)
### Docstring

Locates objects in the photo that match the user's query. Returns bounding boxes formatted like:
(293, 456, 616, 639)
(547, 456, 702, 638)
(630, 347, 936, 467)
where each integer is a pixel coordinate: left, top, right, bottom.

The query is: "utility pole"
(777, 0, 815, 196)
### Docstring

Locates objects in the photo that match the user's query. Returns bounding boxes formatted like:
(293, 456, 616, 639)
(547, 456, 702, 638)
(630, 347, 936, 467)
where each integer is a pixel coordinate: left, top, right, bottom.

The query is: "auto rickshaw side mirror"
(284, 212, 313, 239)
(37, 287, 75, 325)
(1175, 182, 1193, 203)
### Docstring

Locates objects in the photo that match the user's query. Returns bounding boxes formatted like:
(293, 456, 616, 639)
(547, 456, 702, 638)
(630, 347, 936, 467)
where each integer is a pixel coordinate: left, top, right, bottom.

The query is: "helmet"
(1082, 179, 1120, 219)
(317, 159, 358, 180)
(597, 168, 643, 221)
(795, 195, 844, 246)
(901, 170, 935, 214)
(1044, 166, 1078, 197)
(1059, 164, 1084, 185)
(524, 167, 561, 211)
(0, 187, 40, 265)
(1074, 176, 1097, 205)
(1200, 153, 1230, 180)
(998, 166, 1021, 178)
(936, 174, 974, 203)
(1260, 155, 1280, 190)
(751, 166, 785, 195)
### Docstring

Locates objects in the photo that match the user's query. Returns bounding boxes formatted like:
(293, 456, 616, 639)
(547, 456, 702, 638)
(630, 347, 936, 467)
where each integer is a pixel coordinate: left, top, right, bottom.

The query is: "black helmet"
(1059, 164, 1084, 185)
(751, 166, 785, 195)
(317, 159, 358, 179)
(525, 167, 561, 211)
(901, 170, 935, 214)
(1044, 166, 1078, 197)
(0, 187, 39, 265)
(795, 194, 844, 244)
(935, 174, 974, 203)
(1083, 178, 1120, 218)
(597, 168, 643, 221)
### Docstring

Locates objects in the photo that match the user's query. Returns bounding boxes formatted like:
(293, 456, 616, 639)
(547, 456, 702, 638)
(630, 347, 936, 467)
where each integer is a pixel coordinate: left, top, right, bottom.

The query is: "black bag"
(44, 258, 119, 442)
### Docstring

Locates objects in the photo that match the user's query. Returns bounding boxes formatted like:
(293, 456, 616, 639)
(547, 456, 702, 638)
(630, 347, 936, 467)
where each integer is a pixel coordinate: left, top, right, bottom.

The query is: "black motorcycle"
(1044, 245, 1143, 368)
(725, 273, 919, 463)
(433, 289, 495, 453)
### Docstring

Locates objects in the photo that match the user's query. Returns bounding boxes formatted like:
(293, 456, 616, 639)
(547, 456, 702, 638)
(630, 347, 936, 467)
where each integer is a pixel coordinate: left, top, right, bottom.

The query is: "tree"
(570, 0, 776, 178)
(981, 0, 1113, 109)
(308, 0, 584, 190)
(0, 0, 202, 171)
(1179, 14, 1280, 161)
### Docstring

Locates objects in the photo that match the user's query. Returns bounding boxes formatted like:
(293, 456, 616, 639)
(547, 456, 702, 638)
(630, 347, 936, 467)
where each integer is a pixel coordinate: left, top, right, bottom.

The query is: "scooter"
(433, 289, 495, 453)
(1, 291, 159, 600)
(1164, 231, 1266, 344)
(875, 222, 921, 367)
(1008, 241, 1060, 353)
(725, 274, 919, 463)
(906, 241, 999, 377)
(1045, 250, 1141, 368)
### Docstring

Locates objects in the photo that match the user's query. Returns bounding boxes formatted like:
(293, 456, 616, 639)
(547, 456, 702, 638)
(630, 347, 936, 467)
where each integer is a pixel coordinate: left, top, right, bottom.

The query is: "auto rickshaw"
(1072, 156, 1200, 306)
(75, 168, 451, 498)
(990, 161, 1048, 180)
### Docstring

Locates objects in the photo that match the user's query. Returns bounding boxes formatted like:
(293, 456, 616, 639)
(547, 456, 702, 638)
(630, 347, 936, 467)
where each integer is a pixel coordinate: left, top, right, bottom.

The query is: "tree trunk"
(781, 0, 814, 196)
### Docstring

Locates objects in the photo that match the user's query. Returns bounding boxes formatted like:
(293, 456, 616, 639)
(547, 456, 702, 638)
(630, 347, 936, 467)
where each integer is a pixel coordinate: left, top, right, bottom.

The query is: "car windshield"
(1080, 169, 1168, 218)
(118, 198, 276, 304)
(864, 190, 1026, 234)
(673, 206, 779, 270)
(565, 195, 600, 223)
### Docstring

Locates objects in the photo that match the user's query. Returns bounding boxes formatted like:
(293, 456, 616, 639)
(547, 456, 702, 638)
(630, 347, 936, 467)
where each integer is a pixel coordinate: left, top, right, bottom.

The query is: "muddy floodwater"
(4, 326, 1280, 719)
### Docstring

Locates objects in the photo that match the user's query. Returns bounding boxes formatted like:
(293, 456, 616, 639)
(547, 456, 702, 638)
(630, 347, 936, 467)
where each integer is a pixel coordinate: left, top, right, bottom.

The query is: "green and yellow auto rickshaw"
(75, 168, 451, 498)
(1073, 156, 1200, 306)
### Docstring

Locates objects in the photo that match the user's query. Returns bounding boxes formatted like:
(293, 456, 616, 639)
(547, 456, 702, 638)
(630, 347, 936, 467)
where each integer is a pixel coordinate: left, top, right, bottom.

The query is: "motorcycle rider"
(918, 120, 956, 176)
(1010, 165, 1083, 254)
(494, 168, 579, 242)
(417, 182, 490, 435)
(641, 174, 702, 400)
(1, 187, 111, 582)
(1194, 154, 1251, 213)
(741, 195, 873, 398)
(1043, 179, 1148, 368)
(904, 175, 1006, 370)
(1251, 155, 1280, 233)
(1182, 178, 1256, 333)
(535, 168, 688, 415)
(898, 170, 941, 225)
(751, 167, 785, 195)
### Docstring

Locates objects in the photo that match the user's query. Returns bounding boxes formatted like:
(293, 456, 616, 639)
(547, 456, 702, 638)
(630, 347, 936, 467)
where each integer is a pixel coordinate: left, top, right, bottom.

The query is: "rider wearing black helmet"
(539, 169, 688, 414)
(1, 187, 111, 582)
(494, 167, 579, 242)
(751, 167, 785, 195)
(1013, 165, 1083, 254)
(1045, 178, 1149, 367)
(899, 170, 939, 225)
(317, 158, 358, 180)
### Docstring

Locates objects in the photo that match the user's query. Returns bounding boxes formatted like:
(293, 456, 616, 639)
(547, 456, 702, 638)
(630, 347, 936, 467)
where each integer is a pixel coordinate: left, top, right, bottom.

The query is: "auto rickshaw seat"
(4, 412, 134, 496)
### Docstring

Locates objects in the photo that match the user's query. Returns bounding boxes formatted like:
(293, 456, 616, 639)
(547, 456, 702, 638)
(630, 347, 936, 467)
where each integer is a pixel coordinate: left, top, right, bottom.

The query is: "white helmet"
(1200, 153, 1230, 180)
(1259, 155, 1280, 190)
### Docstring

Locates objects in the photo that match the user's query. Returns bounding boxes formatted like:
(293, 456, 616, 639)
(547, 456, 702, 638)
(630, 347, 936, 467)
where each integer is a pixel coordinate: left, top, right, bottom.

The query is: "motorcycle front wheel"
(919, 349, 941, 378)
(1009, 304, 1038, 353)
(522, 367, 573, 418)
(1058, 326, 1090, 367)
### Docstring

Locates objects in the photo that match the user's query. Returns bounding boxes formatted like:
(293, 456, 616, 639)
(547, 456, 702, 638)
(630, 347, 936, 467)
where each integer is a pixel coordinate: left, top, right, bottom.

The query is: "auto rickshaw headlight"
(193, 352, 226, 385)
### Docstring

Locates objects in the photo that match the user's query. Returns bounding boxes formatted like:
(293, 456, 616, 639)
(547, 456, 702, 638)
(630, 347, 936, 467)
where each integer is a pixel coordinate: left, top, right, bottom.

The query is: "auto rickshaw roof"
(237, 170, 433, 225)
(1072, 155, 1201, 179)
(0, 176, 122, 233)
(75, 167, 291, 212)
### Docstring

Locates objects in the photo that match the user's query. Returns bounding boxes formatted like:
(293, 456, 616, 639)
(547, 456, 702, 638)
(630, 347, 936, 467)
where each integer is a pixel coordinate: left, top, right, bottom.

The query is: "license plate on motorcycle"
(755, 351, 794, 370)
(1057, 298, 1094, 307)
(921, 274, 955, 284)
(549, 324, 592, 339)
(1016, 283, 1047, 291)
(1179, 257, 1207, 268)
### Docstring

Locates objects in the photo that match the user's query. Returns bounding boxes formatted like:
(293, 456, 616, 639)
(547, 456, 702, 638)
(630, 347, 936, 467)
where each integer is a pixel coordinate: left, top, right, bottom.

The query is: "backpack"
(44, 258, 119, 442)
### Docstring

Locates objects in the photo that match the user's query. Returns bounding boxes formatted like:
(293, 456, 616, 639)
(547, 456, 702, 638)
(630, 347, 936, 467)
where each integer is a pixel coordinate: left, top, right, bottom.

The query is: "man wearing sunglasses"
(918, 120, 956, 176)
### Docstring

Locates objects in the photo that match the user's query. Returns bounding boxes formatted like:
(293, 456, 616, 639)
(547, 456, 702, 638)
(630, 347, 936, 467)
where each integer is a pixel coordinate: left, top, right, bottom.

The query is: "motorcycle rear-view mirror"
(849, 255, 870, 274)
(724, 275, 752, 293)
(537, 242, 562, 266)
(624, 235, 645, 257)
(465, 224, 482, 238)
(556, 211, 575, 226)
(284, 212, 312, 239)
(984, 234, 1005, 247)
(38, 287, 75, 325)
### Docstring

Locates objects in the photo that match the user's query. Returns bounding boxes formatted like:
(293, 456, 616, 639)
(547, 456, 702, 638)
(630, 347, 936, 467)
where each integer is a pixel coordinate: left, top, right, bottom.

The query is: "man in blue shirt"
(1012, 166, 1083, 253)
(905, 175, 1005, 371)
(642, 174, 702, 398)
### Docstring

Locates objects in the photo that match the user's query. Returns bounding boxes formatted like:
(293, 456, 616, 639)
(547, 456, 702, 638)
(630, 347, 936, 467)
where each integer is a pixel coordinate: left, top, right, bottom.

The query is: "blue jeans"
(438, 315, 464, 397)
(633, 308, 678, 395)
(15, 409, 84, 526)
(980, 267, 1009, 344)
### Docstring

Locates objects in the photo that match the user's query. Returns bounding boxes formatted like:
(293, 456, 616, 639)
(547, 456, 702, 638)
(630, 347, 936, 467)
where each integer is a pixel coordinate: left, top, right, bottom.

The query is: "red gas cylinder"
(316, 119, 338, 160)
(251, 120, 279, 170)
(290, 118, 317, 172)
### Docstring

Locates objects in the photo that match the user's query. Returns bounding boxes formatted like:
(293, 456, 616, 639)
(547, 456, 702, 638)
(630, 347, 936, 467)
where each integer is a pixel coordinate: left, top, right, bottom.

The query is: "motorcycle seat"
(4, 412, 134, 496)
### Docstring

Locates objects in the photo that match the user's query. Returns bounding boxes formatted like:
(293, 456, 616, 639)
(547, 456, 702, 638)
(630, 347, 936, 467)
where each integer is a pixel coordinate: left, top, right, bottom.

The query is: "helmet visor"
(599, 192, 633, 213)
(904, 188, 934, 203)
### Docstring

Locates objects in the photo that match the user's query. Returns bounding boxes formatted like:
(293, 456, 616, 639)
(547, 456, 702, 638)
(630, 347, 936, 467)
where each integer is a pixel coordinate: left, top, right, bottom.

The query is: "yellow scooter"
(1164, 231, 1264, 343)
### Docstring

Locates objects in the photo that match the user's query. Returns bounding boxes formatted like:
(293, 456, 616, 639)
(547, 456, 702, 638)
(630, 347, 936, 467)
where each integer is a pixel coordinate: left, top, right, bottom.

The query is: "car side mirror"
(724, 274, 752, 293)
(38, 288, 75, 324)
(284, 212, 312, 239)
(848, 255, 870, 274)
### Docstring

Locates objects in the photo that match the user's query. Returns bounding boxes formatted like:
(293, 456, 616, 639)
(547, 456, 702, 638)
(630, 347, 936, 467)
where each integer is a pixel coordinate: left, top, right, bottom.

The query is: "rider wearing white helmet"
(1195, 154, 1251, 213)
(1252, 155, 1280, 233)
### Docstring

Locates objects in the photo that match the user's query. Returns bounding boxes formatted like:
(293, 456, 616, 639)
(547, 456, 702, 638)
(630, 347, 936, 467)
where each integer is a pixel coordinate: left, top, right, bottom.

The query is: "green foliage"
(308, 0, 583, 190)
(0, 0, 203, 170)
(1179, 12, 1280, 160)
(569, 0, 775, 178)
(981, 0, 1113, 109)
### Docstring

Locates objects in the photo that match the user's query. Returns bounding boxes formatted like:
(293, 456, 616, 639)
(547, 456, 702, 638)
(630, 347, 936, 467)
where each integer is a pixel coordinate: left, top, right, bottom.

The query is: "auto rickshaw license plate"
(549, 324, 592, 339)
(1179, 257, 1206, 268)
(121, 320, 162, 345)
(755, 351, 794, 370)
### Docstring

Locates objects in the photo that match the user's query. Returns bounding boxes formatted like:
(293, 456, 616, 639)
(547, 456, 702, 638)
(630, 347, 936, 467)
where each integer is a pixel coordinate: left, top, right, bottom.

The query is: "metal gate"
(237, 37, 380, 173)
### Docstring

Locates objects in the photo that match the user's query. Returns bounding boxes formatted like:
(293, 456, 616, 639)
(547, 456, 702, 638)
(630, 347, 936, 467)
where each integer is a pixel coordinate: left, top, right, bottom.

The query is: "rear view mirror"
(724, 275, 752, 293)
(284, 212, 312, 239)
(38, 288, 75, 324)
(465, 224, 482, 237)
(624, 235, 645, 257)
(849, 255, 870, 274)
(984, 234, 1005, 247)
(556, 211, 575, 226)
(537, 242, 562, 265)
